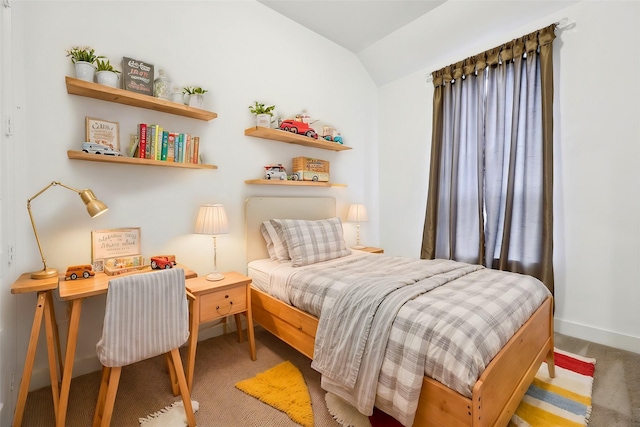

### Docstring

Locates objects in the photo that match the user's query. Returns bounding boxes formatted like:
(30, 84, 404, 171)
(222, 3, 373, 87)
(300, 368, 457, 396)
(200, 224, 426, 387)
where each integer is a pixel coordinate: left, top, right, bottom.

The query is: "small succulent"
(66, 46, 104, 64)
(95, 59, 120, 73)
(249, 101, 275, 117)
(183, 86, 208, 95)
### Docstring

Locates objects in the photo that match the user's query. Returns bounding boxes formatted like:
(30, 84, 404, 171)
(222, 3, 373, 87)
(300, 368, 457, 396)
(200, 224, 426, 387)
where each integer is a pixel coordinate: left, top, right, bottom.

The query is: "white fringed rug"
(139, 400, 199, 426)
(325, 393, 371, 427)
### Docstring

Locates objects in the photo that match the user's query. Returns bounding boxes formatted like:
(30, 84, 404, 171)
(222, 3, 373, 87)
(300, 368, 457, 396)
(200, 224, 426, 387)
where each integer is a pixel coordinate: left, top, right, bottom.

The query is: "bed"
(245, 196, 555, 427)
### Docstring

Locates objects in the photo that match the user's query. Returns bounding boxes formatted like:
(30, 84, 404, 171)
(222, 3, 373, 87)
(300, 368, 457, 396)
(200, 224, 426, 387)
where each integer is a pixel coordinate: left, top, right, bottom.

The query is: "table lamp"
(347, 203, 368, 249)
(195, 204, 230, 281)
(28, 181, 108, 279)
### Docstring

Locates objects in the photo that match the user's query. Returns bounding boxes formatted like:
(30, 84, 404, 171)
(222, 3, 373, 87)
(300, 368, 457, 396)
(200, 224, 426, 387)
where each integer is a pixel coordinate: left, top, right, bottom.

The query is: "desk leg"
(57, 298, 83, 427)
(46, 291, 64, 377)
(246, 285, 256, 361)
(43, 291, 61, 419)
(12, 291, 47, 427)
(186, 295, 199, 392)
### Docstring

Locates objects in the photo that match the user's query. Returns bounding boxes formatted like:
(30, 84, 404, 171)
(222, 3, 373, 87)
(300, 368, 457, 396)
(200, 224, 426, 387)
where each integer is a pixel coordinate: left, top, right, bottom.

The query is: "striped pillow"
(261, 220, 290, 261)
(270, 217, 350, 267)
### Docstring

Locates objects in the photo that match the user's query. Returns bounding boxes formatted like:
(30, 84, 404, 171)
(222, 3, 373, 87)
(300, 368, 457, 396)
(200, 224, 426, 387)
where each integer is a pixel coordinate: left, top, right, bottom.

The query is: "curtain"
(421, 25, 555, 294)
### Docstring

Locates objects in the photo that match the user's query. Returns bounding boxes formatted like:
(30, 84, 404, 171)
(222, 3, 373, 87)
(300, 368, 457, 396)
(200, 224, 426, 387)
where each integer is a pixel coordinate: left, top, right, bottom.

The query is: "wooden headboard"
(245, 197, 336, 263)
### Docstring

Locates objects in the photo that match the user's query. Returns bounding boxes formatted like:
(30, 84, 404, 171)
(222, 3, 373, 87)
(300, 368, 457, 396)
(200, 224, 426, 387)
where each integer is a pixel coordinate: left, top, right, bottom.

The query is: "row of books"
(135, 123, 200, 164)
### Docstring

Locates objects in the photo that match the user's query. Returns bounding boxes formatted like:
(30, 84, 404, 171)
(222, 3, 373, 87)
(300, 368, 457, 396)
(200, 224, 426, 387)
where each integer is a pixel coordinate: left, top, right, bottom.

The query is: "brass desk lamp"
(28, 181, 108, 279)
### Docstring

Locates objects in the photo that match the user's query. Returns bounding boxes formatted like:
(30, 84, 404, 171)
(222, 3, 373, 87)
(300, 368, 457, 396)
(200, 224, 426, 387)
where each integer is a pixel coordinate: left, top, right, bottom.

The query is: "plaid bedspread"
(282, 255, 550, 426)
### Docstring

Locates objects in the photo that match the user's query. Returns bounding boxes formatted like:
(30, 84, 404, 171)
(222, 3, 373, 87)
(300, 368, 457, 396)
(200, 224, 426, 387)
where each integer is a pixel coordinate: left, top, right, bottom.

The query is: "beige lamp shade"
(347, 204, 368, 223)
(347, 204, 368, 249)
(195, 204, 230, 235)
(195, 204, 229, 281)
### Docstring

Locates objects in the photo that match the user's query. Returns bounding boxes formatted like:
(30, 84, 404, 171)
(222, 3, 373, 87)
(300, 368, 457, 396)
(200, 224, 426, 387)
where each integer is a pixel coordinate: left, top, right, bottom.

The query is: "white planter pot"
(172, 92, 184, 103)
(95, 71, 119, 88)
(188, 94, 204, 109)
(74, 61, 95, 82)
(256, 114, 271, 128)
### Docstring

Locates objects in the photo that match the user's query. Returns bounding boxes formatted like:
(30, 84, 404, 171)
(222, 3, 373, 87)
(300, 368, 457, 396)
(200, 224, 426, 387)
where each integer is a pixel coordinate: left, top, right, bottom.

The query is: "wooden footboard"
(251, 286, 554, 427)
(415, 296, 554, 427)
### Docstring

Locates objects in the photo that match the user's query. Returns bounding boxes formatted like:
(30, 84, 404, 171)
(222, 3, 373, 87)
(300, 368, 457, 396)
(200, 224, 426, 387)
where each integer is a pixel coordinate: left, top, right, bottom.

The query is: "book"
(161, 131, 169, 161)
(149, 125, 157, 160)
(192, 136, 199, 164)
(185, 134, 192, 164)
(155, 126, 163, 160)
(145, 129, 151, 159)
(167, 133, 176, 162)
(122, 57, 154, 96)
(138, 123, 147, 158)
(176, 133, 184, 163)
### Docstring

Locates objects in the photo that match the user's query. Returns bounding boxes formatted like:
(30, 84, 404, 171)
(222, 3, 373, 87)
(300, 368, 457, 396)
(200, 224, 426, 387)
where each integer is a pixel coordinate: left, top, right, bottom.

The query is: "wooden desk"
(11, 274, 62, 427)
(185, 272, 255, 391)
(56, 265, 196, 427)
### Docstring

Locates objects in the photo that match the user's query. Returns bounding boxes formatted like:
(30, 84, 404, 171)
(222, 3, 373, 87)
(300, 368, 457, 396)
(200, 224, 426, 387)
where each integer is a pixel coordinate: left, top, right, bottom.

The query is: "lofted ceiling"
(256, 0, 446, 53)
(257, 0, 578, 86)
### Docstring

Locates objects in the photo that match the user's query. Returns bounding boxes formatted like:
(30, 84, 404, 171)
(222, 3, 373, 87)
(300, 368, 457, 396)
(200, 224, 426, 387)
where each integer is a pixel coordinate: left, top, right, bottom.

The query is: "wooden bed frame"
(245, 196, 555, 427)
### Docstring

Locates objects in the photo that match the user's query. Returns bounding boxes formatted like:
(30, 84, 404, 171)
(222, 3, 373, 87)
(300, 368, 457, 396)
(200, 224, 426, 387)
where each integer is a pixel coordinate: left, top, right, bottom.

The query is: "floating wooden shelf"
(244, 179, 346, 187)
(65, 76, 218, 121)
(244, 127, 351, 152)
(67, 150, 217, 170)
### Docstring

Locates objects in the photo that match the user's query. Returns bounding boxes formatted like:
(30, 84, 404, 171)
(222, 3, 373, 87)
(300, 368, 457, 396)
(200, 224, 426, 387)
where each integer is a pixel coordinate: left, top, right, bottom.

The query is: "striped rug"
(329, 349, 596, 427)
(509, 349, 596, 426)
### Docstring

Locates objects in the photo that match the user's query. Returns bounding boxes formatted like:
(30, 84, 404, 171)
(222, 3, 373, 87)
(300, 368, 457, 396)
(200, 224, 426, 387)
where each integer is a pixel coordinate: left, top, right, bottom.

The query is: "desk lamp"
(347, 203, 368, 249)
(28, 181, 108, 279)
(195, 204, 230, 281)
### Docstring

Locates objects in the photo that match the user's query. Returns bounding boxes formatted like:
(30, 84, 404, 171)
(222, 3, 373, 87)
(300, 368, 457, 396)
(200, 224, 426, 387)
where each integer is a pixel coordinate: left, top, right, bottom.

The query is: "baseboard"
(555, 318, 640, 354)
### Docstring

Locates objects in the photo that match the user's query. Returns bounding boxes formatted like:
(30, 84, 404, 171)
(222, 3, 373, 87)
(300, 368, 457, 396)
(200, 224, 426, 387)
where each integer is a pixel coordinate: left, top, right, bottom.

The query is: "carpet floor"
(19, 328, 640, 426)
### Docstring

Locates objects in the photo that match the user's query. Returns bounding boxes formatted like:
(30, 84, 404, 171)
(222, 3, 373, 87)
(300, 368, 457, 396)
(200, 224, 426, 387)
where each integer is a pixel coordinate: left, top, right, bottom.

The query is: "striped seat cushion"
(96, 268, 189, 367)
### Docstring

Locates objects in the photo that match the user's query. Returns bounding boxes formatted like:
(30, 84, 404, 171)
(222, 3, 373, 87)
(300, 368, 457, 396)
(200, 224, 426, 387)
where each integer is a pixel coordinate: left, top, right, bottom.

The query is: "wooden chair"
(92, 268, 196, 427)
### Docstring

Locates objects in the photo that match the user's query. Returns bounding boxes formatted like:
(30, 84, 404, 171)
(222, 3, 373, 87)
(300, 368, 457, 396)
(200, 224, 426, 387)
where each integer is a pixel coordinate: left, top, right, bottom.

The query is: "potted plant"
(95, 59, 121, 88)
(249, 101, 275, 128)
(66, 46, 104, 82)
(183, 86, 208, 108)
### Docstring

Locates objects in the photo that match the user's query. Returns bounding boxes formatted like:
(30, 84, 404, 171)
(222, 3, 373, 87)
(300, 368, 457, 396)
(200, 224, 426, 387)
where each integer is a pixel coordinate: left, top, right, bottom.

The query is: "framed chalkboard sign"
(122, 57, 154, 96)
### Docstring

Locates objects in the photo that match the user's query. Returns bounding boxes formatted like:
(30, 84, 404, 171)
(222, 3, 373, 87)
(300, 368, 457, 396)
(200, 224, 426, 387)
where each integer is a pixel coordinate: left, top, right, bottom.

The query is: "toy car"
(279, 120, 318, 139)
(264, 164, 288, 180)
(65, 264, 95, 280)
(82, 142, 122, 156)
(323, 134, 344, 144)
(150, 255, 176, 269)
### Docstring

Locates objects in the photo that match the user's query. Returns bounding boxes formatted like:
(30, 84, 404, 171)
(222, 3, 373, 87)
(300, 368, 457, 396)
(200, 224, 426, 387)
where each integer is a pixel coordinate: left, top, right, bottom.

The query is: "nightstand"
(357, 246, 384, 254)
(185, 271, 255, 391)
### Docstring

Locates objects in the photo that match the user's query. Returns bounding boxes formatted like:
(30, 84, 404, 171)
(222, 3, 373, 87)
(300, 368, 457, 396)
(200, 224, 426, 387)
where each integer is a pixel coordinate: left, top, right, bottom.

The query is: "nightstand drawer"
(199, 286, 247, 322)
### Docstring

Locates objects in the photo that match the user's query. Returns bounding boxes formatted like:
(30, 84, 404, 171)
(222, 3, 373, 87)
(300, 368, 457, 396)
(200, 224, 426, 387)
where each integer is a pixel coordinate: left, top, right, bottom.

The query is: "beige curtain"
(421, 25, 555, 294)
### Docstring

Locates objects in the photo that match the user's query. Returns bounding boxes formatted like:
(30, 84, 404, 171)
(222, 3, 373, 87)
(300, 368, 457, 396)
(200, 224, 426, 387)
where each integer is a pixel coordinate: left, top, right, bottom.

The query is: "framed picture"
(85, 117, 120, 152)
(91, 227, 141, 272)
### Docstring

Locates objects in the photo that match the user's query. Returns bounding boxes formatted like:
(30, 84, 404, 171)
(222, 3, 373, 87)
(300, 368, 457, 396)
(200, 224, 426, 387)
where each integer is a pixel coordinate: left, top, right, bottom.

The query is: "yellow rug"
(235, 361, 314, 427)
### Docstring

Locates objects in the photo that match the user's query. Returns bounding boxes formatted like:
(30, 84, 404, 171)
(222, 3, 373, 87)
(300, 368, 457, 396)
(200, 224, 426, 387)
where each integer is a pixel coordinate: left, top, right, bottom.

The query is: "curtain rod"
(424, 18, 574, 83)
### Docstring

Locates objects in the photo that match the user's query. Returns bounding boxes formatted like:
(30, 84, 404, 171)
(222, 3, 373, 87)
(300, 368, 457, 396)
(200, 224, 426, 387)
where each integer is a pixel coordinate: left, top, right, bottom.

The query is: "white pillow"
(260, 221, 290, 262)
(269, 217, 350, 267)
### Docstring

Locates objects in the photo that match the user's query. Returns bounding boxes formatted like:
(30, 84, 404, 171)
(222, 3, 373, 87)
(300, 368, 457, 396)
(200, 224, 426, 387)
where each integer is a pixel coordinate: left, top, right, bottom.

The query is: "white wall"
(378, 1, 640, 354)
(3, 0, 379, 409)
